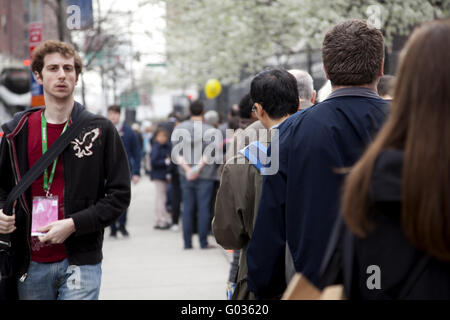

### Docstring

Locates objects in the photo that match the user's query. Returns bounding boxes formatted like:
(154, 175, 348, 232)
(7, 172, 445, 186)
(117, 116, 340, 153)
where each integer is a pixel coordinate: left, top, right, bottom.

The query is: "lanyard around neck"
(41, 111, 70, 196)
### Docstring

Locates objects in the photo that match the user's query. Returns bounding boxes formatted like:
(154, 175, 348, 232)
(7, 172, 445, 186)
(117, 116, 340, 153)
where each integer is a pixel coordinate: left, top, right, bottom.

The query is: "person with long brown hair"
(339, 19, 450, 299)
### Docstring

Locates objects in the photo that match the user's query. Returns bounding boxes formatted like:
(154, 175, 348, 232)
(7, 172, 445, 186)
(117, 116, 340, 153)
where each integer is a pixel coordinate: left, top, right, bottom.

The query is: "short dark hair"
(377, 75, 395, 97)
(238, 93, 253, 119)
(250, 68, 299, 119)
(107, 104, 121, 114)
(322, 19, 384, 86)
(189, 99, 204, 116)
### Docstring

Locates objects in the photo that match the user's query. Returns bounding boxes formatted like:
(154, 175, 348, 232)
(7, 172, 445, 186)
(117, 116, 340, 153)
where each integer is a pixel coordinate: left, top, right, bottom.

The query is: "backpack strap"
(318, 213, 431, 299)
(398, 255, 431, 299)
(317, 214, 346, 289)
(238, 141, 269, 173)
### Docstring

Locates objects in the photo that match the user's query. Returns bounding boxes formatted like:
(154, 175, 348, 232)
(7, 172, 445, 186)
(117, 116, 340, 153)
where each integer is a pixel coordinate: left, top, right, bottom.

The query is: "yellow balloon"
(205, 79, 222, 99)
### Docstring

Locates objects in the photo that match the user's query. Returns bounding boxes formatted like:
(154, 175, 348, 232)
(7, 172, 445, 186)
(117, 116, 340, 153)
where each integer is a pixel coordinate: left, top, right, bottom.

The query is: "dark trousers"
(111, 208, 128, 232)
(168, 178, 182, 225)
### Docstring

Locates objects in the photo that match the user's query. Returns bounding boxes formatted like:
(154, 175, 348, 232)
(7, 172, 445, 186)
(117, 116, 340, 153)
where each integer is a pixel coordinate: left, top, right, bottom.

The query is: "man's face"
(107, 111, 121, 125)
(35, 52, 78, 101)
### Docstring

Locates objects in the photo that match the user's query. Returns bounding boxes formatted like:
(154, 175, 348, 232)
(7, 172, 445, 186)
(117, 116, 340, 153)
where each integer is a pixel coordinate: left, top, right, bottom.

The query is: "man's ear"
(255, 103, 264, 118)
(34, 71, 43, 85)
(378, 58, 384, 77)
(311, 90, 317, 104)
(323, 66, 330, 80)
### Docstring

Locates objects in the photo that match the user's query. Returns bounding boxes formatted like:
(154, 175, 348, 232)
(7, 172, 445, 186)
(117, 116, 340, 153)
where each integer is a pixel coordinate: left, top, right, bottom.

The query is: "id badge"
(31, 196, 58, 236)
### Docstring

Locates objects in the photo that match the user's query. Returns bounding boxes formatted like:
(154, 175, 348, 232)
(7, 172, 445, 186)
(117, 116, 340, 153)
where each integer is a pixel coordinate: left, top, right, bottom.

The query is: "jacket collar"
(2, 101, 86, 136)
(3, 107, 43, 138)
(69, 101, 87, 123)
(325, 87, 382, 101)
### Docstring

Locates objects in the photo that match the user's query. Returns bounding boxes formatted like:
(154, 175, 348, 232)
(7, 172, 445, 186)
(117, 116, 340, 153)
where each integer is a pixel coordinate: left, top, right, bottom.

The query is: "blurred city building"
(0, 0, 60, 123)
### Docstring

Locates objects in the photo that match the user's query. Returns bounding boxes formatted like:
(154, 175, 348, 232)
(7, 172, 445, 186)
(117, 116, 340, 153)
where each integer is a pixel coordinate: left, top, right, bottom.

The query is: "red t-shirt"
(27, 109, 67, 263)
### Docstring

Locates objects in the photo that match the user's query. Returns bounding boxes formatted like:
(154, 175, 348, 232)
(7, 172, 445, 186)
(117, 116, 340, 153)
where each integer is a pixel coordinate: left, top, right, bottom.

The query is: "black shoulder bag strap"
(0, 110, 93, 249)
(317, 213, 346, 289)
(397, 255, 431, 299)
(317, 213, 355, 299)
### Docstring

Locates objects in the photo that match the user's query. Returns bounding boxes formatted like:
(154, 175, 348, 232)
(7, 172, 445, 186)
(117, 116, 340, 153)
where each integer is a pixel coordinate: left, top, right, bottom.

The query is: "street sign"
(28, 20, 44, 106)
(66, 0, 94, 30)
(120, 90, 140, 109)
(29, 22, 42, 58)
(146, 63, 166, 67)
(29, 22, 42, 44)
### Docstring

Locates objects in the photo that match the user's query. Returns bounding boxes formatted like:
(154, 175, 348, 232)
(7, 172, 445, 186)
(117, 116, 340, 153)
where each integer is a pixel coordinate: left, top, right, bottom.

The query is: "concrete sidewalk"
(99, 176, 231, 300)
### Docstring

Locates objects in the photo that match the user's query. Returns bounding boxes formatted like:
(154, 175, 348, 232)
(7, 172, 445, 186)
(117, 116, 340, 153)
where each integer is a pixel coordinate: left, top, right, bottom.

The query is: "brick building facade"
(0, 0, 59, 68)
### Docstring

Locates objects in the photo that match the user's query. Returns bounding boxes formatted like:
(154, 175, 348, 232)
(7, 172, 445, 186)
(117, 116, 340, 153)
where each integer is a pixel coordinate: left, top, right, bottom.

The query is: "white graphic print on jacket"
(71, 128, 100, 158)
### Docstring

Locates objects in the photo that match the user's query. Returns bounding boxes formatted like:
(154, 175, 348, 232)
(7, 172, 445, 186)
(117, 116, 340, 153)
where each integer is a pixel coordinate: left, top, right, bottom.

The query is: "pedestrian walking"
(0, 40, 131, 300)
(158, 114, 182, 231)
(149, 127, 172, 230)
(106, 105, 141, 238)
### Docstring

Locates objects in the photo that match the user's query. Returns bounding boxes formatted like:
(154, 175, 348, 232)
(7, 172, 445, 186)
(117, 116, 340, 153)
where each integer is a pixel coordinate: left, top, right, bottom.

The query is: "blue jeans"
(180, 177, 214, 248)
(17, 259, 102, 300)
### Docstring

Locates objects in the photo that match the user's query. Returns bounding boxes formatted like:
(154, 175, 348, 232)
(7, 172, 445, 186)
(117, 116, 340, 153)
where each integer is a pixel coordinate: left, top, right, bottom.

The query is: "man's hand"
(0, 209, 16, 234)
(186, 166, 200, 181)
(38, 218, 76, 244)
(132, 175, 140, 184)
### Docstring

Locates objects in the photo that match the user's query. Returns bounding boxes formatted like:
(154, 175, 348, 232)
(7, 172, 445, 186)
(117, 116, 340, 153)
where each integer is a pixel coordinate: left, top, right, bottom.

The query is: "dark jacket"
(212, 120, 268, 300)
(346, 149, 450, 299)
(119, 124, 141, 176)
(247, 88, 389, 299)
(149, 141, 171, 181)
(0, 102, 131, 281)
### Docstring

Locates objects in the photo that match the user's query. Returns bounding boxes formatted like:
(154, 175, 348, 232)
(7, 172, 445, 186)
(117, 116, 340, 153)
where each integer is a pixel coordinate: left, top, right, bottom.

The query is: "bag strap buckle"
(0, 239, 12, 250)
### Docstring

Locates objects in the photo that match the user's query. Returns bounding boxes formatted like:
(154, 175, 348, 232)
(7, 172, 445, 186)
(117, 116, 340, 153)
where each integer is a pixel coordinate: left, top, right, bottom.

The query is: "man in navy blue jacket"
(247, 19, 390, 299)
(107, 105, 141, 237)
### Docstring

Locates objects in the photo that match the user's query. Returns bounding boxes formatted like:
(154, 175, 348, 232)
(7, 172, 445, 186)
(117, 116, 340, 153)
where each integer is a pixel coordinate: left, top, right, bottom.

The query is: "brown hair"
(322, 19, 384, 86)
(342, 19, 450, 260)
(31, 40, 82, 77)
(107, 104, 121, 114)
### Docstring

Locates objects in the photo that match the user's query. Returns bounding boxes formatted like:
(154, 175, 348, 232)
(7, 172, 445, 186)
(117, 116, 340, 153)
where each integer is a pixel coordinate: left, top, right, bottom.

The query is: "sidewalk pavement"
(99, 175, 232, 300)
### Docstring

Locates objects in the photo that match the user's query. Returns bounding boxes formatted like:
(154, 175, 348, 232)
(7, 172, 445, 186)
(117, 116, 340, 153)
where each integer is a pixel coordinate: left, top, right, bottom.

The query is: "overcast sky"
(98, 0, 166, 66)
(77, 0, 167, 115)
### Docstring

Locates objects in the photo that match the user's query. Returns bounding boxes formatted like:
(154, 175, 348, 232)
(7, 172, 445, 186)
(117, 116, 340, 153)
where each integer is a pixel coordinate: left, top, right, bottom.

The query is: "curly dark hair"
(31, 40, 82, 78)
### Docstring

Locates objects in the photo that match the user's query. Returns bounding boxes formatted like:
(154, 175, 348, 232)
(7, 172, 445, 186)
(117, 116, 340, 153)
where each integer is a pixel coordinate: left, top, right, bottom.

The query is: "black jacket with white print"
(0, 102, 131, 281)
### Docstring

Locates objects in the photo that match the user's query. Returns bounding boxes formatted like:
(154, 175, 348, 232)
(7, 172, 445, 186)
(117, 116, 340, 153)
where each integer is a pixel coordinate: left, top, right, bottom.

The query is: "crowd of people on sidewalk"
(211, 18, 450, 300)
(0, 17, 449, 301)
